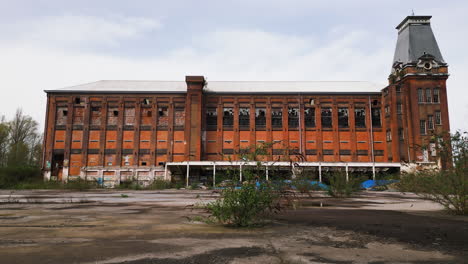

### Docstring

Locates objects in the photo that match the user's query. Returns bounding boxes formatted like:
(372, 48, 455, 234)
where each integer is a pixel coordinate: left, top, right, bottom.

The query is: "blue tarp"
(360, 179, 398, 189)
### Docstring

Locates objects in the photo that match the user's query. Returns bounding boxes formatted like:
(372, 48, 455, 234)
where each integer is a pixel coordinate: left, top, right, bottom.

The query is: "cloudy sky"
(0, 0, 467, 132)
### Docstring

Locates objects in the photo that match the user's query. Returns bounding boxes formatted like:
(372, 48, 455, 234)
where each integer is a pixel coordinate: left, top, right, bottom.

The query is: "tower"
(384, 16, 450, 167)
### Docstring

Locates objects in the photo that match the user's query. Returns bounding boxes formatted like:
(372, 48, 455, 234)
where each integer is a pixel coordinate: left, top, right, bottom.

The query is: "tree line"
(0, 109, 42, 168)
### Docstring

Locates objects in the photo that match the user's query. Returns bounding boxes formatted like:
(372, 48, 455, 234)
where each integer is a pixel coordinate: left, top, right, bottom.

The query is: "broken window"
(386, 130, 392, 141)
(91, 107, 101, 126)
(371, 108, 381, 128)
(288, 107, 299, 128)
(107, 107, 119, 125)
(255, 108, 266, 129)
(55, 107, 68, 125)
(435, 111, 442, 125)
(397, 103, 402, 114)
(433, 88, 440, 103)
(304, 107, 315, 128)
(338, 107, 349, 128)
(271, 108, 282, 128)
(74, 97, 81, 105)
(142, 98, 151, 106)
(354, 108, 365, 128)
(418, 88, 424, 103)
(428, 115, 434, 130)
(420, 120, 426, 135)
(174, 107, 185, 128)
(157, 106, 169, 128)
(206, 107, 217, 130)
(239, 107, 250, 129)
(223, 107, 234, 127)
(321, 107, 332, 128)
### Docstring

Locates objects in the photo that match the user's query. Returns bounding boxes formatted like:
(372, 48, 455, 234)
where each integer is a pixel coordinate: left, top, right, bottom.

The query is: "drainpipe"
(368, 96, 376, 180)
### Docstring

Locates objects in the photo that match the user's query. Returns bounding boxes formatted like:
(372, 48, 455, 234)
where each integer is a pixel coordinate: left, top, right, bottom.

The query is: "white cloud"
(2, 15, 161, 50)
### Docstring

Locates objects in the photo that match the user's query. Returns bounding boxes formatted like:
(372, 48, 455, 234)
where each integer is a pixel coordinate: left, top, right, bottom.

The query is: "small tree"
(398, 131, 468, 215)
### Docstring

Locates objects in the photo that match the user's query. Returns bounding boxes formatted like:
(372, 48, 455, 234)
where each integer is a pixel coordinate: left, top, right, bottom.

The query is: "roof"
(45, 80, 384, 94)
(392, 16, 445, 66)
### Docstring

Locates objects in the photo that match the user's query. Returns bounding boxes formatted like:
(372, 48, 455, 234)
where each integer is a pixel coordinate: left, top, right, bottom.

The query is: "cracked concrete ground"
(0, 190, 466, 264)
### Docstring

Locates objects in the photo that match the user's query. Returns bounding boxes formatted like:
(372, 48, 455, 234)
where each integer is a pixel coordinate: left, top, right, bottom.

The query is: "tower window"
(338, 107, 349, 128)
(420, 120, 427, 135)
(305, 107, 315, 128)
(371, 108, 381, 128)
(255, 108, 266, 128)
(397, 103, 402, 114)
(354, 108, 365, 128)
(418, 88, 424, 103)
(239, 108, 250, 128)
(223, 108, 233, 127)
(426, 89, 432, 103)
(288, 107, 299, 128)
(428, 115, 434, 130)
(271, 108, 282, 128)
(435, 111, 442, 125)
(321, 107, 332, 128)
(433, 88, 440, 103)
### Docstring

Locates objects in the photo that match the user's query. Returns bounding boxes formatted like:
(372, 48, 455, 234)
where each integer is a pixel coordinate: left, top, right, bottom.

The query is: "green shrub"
(0, 166, 41, 188)
(327, 173, 362, 198)
(398, 171, 467, 215)
(206, 182, 279, 227)
(147, 179, 172, 190)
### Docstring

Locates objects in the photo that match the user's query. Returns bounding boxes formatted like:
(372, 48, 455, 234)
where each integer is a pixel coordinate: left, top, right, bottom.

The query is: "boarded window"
(73, 107, 84, 125)
(124, 107, 135, 126)
(107, 107, 119, 125)
(174, 107, 185, 128)
(91, 107, 101, 126)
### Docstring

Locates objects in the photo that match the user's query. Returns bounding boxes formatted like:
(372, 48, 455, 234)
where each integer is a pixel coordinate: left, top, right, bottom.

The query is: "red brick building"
(42, 16, 450, 186)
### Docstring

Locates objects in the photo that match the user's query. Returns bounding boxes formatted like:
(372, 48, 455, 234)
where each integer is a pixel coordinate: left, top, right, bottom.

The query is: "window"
(74, 97, 81, 104)
(418, 88, 424, 103)
(433, 88, 440, 103)
(428, 115, 434, 130)
(396, 85, 401, 93)
(223, 107, 233, 127)
(174, 107, 185, 128)
(288, 107, 299, 128)
(398, 128, 404, 141)
(435, 111, 442, 125)
(239, 108, 250, 128)
(158, 107, 168, 117)
(91, 107, 101, 126)
(420, 120, 426, 135)
(271, 108, 282, 128)
(371, 108, 381, 128)
(426, 88, 432, 103)
(338, 107, 349, 128)
(206, 107, 217, 130)
(354, 108, 366, 128)
(321, 107, 332, 128)
(385, 105, 390, 115)
(255, 108, 266, 128)
(386, 130, 392, 141)
(397, 103, 402, 114)
(157, 106, 169, 128)
(305, 107, 315, 128)
(124, 107, 135, 126)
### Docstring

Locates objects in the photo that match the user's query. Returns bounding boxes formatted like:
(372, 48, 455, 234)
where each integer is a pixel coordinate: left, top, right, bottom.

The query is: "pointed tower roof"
(392, 16, 445, 67)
